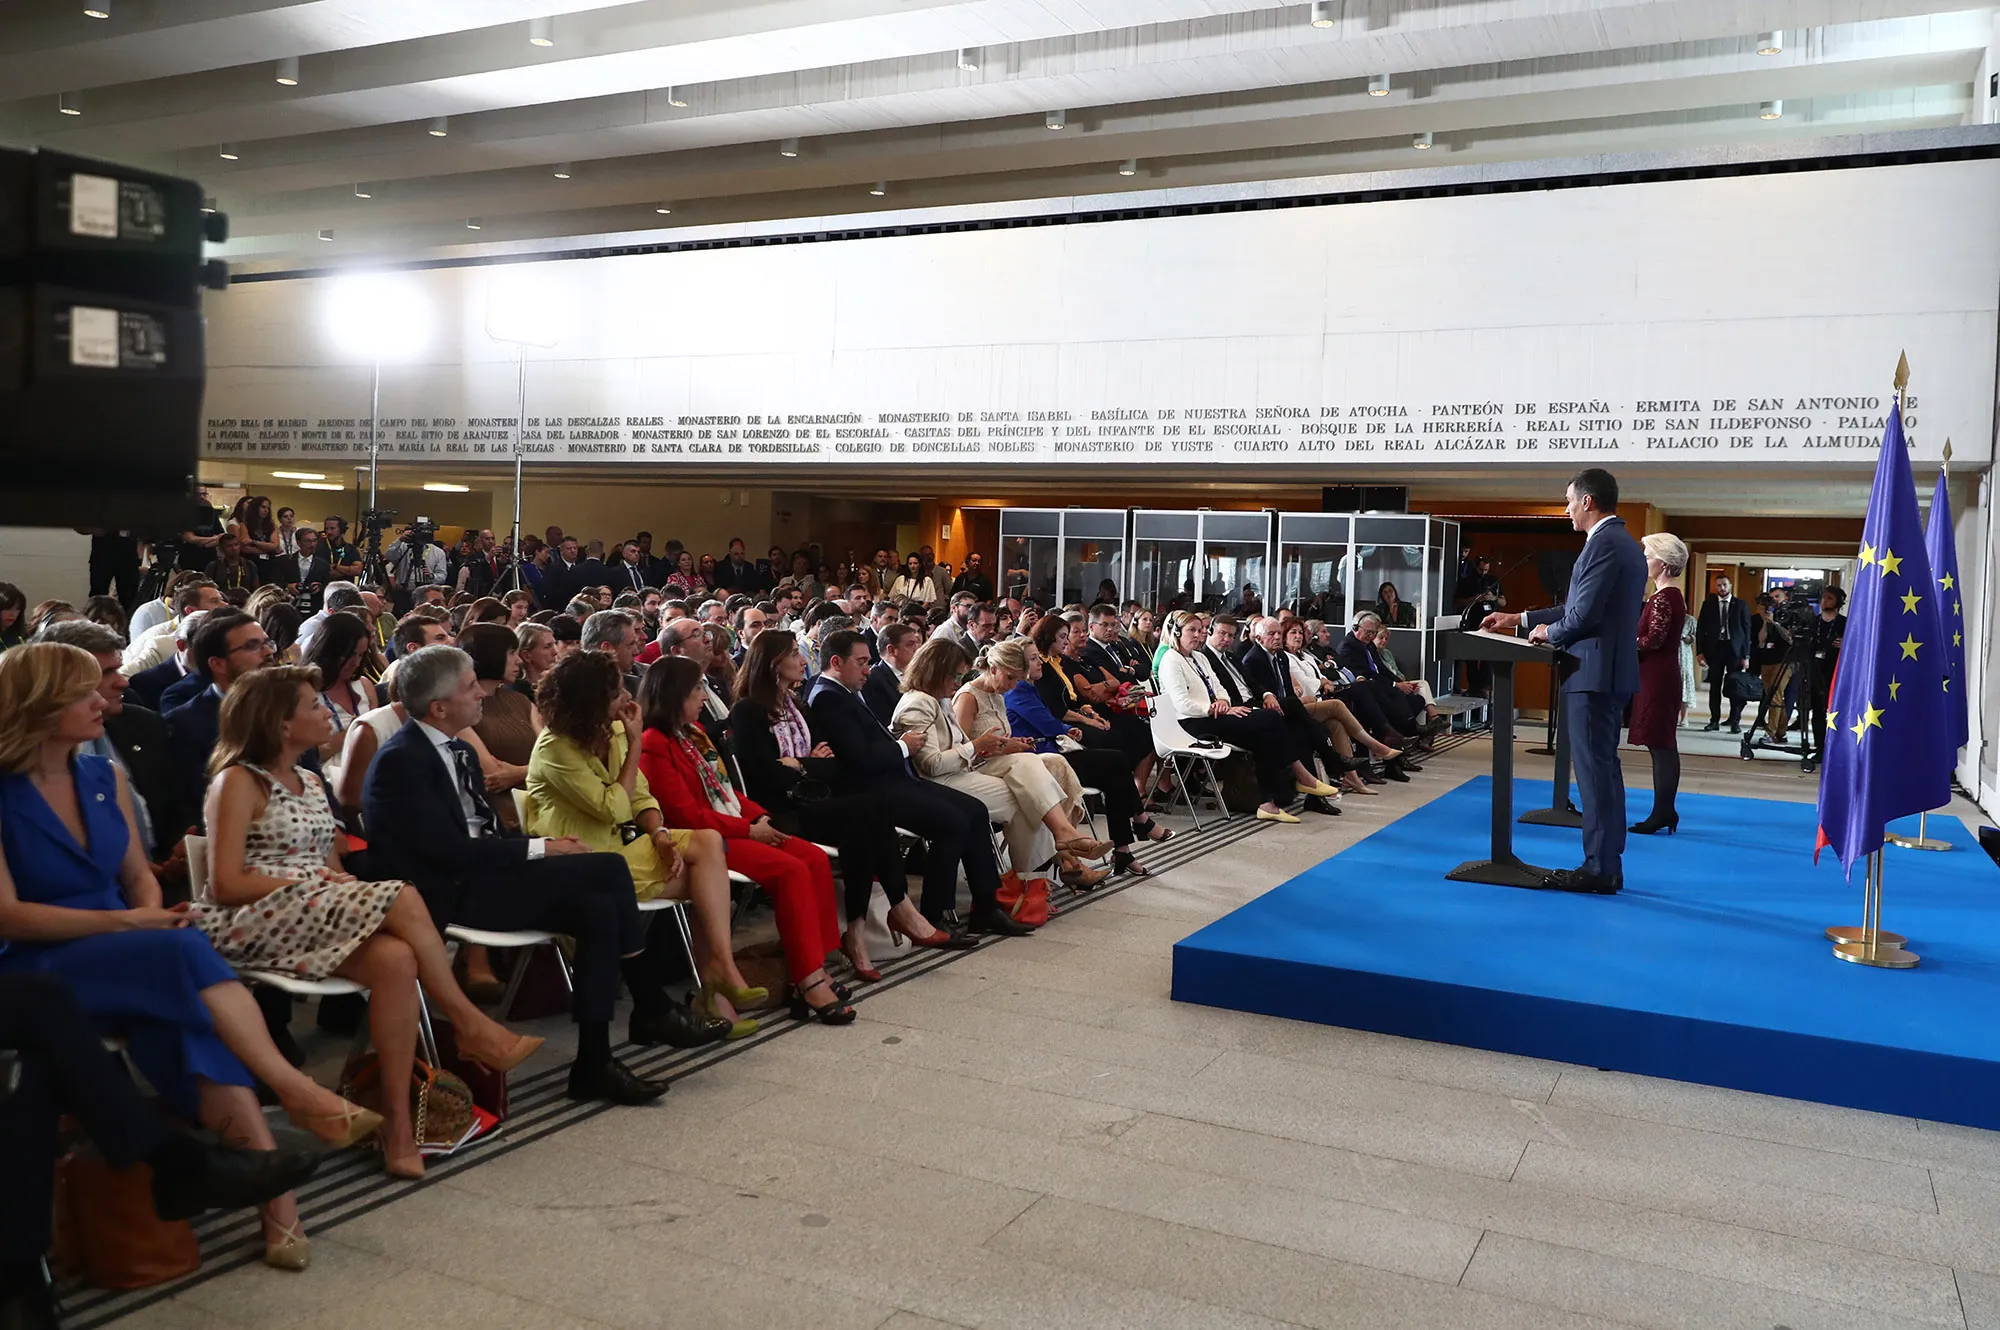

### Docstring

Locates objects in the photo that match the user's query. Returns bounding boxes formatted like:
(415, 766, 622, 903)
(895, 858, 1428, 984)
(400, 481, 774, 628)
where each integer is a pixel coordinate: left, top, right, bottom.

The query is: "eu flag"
(1814, 399, 1952, 872)
(1925, 466, 1970, 753)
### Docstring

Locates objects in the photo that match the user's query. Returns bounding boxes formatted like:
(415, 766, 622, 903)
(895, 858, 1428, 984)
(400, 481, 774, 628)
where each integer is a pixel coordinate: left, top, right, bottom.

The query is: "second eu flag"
(1814, 399, 1952, 872)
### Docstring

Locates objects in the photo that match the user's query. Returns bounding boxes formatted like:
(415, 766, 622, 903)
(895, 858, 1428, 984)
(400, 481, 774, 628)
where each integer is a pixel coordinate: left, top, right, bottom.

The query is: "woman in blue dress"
(0, 643, 381, 1272)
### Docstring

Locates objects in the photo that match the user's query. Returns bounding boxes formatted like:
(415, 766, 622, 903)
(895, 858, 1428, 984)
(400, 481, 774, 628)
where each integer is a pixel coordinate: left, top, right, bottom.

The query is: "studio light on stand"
(485, 267, 572, 592)
(322, 273, 433, 538)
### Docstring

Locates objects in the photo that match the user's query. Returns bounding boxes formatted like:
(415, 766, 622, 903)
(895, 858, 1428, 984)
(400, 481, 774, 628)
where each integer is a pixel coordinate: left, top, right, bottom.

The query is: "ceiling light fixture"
(218, 143, 240, 160)
(1757, 30, 1782, 54)
(428, 116, 449, 137)
(83, 1, 110, 17)
(58, 92, 82, 116)
(275, 56, 299, 85)
(1412, 131, 1433, 149)
(272, 471, 325, 481)
(1310, 1, 1335, 27)
(665, 86, 688, 107)
(298, 481, 344, 491)
(1117, 159, 1138, 176)
(317, 228, 334, 242)
(1368, 72, 1391, 96)
(779, 137, 800, 157)
(528, 17, 554, 46)
(957, 47, 979, 71)
(423, 482, 471, 493)
(353, 182, 372, 198)
(465, 217, 482, 229)
(868, 181, 887, 196)
(553, 162, 572, 179)
(1045, 108, 1067, 130)
(1760, 99, 1783, 119)
(653, 203, 674, 214)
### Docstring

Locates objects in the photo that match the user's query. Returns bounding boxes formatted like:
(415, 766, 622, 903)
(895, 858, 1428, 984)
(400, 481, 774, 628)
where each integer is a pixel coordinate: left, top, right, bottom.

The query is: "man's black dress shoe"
(1362, 768, 1387, 785)
(963, 907, 1035, 937)
(1380, 762, 1411, 783)
(629, 1004, 729, 1049)
(1539, 868, 1622, 895)
(567, 1056, 669, 1105)
(1302, 796, 1342, 816)
(150, 1139, 321, 1222)
(1700, 721, 1720, 732)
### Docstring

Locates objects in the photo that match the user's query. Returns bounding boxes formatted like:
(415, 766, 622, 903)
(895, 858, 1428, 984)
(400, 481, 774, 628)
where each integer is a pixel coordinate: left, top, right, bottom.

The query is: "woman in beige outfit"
(891, 639, 1111, 889)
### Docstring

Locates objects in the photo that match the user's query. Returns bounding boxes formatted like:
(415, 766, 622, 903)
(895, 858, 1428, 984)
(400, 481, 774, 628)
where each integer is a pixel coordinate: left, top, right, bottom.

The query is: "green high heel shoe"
(696, 982, 761, 1040)
(702, 977, 770, 1009)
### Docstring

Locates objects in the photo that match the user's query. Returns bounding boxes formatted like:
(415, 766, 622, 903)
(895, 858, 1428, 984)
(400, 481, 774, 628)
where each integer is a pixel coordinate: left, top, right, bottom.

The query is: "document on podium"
(1464, 628, 1555, 653)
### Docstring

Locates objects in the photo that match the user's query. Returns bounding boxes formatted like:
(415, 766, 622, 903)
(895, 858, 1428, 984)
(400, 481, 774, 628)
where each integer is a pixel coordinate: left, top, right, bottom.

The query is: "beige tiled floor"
(119, 739, 1998, 1330)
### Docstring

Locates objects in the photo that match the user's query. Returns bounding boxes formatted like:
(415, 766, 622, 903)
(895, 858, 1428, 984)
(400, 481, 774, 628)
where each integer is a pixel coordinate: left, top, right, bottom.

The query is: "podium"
(1441, 628, 1563, 888)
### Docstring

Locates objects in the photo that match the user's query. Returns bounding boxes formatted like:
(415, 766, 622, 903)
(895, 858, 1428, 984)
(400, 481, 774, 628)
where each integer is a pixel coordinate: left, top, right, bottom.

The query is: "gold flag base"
(1833, 940, 1920, 968)
(1887, 810, 1952, 853)
(1823, 850, 1917, 969)
(1825, 925, 1907, 947)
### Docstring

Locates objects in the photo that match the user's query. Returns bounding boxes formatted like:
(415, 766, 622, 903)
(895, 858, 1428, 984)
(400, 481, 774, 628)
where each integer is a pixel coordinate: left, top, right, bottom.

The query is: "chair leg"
(669, 904, 700, 986)
(1176, 754, 1208, 831)
(1203, 756, 1229, 822)
(550, 941, 575, 994)
(498, 948, 533, 1020)
(415, 988, 439, 1067)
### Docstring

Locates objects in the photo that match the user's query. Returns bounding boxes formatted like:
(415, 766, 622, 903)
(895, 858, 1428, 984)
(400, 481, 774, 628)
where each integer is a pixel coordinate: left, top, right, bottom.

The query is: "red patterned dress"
(1628, 586, 1687, 749)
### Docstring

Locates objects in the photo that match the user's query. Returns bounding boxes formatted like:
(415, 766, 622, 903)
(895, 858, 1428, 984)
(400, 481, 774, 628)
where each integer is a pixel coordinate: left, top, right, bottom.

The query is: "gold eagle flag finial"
(1893, 351, 1910, 396)
(1943, 437, 1953, 465)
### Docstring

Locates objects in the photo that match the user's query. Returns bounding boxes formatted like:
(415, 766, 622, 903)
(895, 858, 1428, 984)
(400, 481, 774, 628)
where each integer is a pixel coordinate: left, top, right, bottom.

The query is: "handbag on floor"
(51, 1147, 200, 1290)
(994, 872, 1052, 927)
(341, 1056, 476, 1154)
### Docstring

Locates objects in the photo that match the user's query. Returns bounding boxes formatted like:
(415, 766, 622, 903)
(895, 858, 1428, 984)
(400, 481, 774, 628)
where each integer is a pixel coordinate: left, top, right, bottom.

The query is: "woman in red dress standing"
(1629, 533, 1690, 835)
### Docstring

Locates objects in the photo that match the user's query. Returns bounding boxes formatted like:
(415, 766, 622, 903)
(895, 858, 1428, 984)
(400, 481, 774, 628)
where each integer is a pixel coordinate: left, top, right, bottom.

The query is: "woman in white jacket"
(1153, 610, 1332, 823)
(892, 638, 1111, 887)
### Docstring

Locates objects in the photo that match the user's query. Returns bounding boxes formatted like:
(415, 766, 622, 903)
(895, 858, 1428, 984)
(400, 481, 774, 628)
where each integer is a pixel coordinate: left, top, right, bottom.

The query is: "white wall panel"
(201, 158, 2000, 469)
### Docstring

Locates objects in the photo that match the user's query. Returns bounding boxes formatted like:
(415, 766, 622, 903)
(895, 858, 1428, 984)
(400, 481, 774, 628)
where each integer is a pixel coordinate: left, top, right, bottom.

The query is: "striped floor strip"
(63, 810, 1268, 1329)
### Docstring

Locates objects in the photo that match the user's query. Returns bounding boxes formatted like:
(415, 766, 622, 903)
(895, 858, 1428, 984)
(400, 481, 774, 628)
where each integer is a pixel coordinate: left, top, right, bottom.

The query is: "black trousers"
(876, 778, 1003, 922)
(1056, 746, 1139, 844)
(1, 973, 173, 1261)
(1333, 682, 1397, 738)
(1708, 660, 1746, 726)
(89, 562, 140, 609)
(1275, 696, 1345, 777)
(422, 853, 645, 1025)
(773, 793, 908, 921)
(1180, 711, 1300, 805)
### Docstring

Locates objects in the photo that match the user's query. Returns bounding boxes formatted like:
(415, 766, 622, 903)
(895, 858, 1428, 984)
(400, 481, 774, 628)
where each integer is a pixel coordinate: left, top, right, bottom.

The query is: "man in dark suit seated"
(1337, 614, 1444, 739)
(128, 608, 209, 713)
(862, 622, 919, 725)
(164, 611, 277, 797)
(808, 629, 1032, 938)
(1235, 617, 1368, 809)
(361, 645, 698, 1105)
(1078, 604, 1139, 685)
(1485, 467, 1649, 894)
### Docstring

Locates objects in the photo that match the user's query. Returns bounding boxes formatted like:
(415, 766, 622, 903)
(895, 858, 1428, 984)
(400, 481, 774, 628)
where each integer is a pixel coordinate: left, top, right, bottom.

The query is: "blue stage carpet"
(1172, 777, 2000, 1129)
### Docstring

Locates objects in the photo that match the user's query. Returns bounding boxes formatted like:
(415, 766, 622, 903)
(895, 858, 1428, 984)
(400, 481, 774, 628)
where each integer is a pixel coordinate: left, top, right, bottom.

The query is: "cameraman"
(383, 520, 447, 614)
(1748, 591, 1792, 741)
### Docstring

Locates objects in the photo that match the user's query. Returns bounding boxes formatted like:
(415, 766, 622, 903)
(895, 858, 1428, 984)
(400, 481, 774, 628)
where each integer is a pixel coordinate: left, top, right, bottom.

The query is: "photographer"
(382, 520, 447, 613)
(1747, 592, 1791, 741)
(1797, 587, 1847, 774)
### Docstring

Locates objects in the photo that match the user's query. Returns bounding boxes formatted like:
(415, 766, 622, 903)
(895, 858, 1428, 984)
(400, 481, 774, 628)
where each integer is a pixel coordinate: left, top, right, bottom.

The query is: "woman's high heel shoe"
(1055, 834, 1114, 859)
(840, 941, 882, 984)
(695, 983, 759, 1039)
(703, 978, 771, 1010)
(1629, 813, 1680, 836)
(263, 1220, 311, 1272)
(383, 1150, 426, 1181)
(887, 916, 978, 950)
(789, 984, 857, 1025)
(459, 1032, 545, 1074)
(1060, 854, 1111, 891)
(1112, 849, 1150, 878)
(286, 1099, 383, 1150)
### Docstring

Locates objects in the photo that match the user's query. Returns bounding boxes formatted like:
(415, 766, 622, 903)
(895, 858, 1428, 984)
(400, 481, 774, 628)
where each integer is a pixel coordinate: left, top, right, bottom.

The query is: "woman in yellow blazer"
(524, 652, 770, 1032)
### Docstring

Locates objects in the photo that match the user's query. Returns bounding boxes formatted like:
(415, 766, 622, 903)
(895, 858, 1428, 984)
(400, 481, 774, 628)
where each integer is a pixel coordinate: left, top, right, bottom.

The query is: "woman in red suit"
(637, 657, 854, 1024)
(1629, 533, 1690, 835)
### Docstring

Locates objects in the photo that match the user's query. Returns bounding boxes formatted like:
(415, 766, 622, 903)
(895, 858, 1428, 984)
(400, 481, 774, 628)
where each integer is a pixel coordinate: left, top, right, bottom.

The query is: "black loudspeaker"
(1321, 485, 1408, 513)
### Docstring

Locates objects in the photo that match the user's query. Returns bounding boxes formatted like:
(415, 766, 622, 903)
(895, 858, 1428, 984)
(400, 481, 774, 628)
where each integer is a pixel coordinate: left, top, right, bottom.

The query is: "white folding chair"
(186, 834, 436, 1065)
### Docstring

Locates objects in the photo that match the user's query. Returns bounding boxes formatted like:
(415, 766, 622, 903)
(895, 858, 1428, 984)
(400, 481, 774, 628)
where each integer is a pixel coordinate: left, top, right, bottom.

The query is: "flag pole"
(1889, 437, 1955, 853)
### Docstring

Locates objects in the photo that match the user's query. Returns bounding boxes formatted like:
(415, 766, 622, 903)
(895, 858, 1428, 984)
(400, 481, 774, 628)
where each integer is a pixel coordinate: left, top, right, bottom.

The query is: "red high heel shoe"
(840, 941, 883, 984)
(886, 916, 978, 951)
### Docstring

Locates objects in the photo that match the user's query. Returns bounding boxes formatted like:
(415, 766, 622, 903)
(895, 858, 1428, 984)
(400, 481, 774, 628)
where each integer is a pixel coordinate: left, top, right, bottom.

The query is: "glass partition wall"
(997, 508, 1129, 607)
(1275, 513, 1460, 683)
(1131, 510, 1275, 613)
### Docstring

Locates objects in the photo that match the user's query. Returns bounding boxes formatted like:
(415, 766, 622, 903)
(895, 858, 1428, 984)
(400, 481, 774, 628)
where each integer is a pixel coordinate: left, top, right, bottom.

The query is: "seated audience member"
(1121, 605, 1158, 678)
(360, 646, 680, 1102)
(810, 630, 1032, 937)
(989, 639, 1166, 875)
(1375, 581, 1418, 628)
(729, 630, 960, 978)
(259, 602, 304, 664)
(243, 582, 290, 624)
(516, 620, 558, 696)
(300, 611, 380, 778)
(700, 623, 736, 703)
(865, 621, 919, 724)
(125, 578, 223, 675)
(166, 610, 280, 794)
(129, 604, 208, 712)
(548, 613, 583, 657)
(1031, 613, 1153, 785)
(893, 639, 1109, 891)
(1065, 605, 1159, 794)
(654, 618, 732, 741)
(0, 643, 386, 1270)
(1269, 617, 1408, 791)
(81, 595, 128, 640)
(459, 623, 539, 832)
(581, 609, 643, 697)
(334, 663, 407, 820)
(1359, 612, 1439, 711)
(524, 652, 755, 1038)
(1236, 616, 1360, 809)
(1153, 610, 1333, 823)
(1336, 612, 1439, 740)
(41, 619, 195, 892)
(296, 582, 365, 659)
(503, 590, 535, 626)
(197, 667, 542, 1179)
(464, 596, 509, 627)
(0, 583, 25, 653)
(0, 971, 321, 1324)
(639, 659, 854, 1022)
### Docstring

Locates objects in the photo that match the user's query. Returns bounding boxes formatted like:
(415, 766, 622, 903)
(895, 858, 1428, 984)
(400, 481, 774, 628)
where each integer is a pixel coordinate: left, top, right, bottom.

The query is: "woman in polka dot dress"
(193, 666, 542, 1180)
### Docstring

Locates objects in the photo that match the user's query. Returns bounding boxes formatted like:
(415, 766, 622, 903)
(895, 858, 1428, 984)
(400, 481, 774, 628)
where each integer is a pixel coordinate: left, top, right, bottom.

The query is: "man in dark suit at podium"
(1483, 469, 1646, 894)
